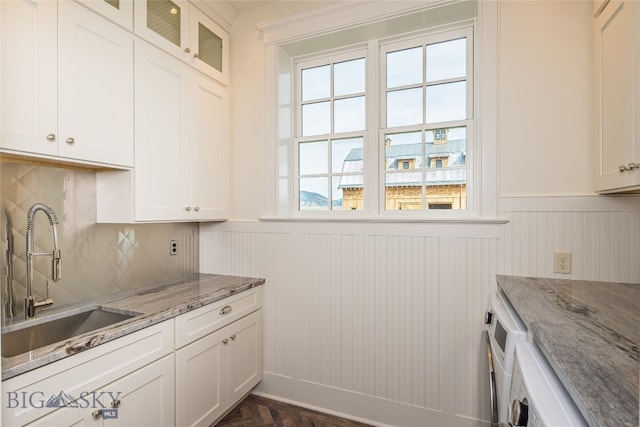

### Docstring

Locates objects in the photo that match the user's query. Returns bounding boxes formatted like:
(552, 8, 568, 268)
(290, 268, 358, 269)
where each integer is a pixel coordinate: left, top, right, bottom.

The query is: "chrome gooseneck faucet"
(25, 203, 61, 319)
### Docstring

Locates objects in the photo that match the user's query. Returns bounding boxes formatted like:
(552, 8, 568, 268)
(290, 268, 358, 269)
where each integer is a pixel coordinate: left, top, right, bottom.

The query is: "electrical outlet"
(170, 240, 178, 255)
(554, 251, 571, 274)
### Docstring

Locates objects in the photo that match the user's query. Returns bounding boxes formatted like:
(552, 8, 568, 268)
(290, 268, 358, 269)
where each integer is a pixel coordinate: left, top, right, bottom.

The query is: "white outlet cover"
(554, 251, 572, 274)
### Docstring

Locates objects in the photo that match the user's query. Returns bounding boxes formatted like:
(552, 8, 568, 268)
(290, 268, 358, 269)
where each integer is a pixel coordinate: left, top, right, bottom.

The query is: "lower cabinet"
(175, 310, 263, 427)
(2, 288, 263, 427)
(27, 354, 175, 426)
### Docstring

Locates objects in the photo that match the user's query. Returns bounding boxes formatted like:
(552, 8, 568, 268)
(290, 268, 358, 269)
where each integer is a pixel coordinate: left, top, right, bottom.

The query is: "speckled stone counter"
(1, 273, 265, 380)
(497, 275, 639, 427)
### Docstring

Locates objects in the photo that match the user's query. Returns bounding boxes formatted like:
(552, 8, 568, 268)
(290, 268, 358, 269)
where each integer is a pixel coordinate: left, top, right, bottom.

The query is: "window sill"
(258, 215, 509, 225)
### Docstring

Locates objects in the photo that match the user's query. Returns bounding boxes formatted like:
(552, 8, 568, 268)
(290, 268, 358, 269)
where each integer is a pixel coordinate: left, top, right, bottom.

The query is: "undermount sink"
(1, 307, 139, 358)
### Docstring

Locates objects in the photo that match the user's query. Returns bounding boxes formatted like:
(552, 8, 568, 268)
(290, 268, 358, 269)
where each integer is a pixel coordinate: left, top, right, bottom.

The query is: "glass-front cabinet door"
(134, 0, 190, 61)
(134, 0, 228, 85)
(189, 5, 228, 85)
(76, 0, 133, 31)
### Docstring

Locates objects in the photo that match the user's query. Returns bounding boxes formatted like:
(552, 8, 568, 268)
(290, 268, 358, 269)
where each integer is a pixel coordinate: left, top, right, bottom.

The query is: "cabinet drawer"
(175, 287, 262, 349)
(2, 320, 174, 426)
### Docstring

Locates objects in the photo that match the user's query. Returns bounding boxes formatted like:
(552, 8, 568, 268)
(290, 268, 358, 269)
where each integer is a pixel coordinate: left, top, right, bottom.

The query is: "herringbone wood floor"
(214, 394, 373, 427)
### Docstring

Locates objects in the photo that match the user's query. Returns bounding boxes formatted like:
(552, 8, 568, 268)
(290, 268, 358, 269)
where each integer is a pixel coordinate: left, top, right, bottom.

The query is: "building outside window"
(294, 26, 472, 214)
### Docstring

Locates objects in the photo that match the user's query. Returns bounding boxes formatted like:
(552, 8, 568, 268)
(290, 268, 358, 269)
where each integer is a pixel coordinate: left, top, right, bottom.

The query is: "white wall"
(499, 0, 595, 196)
(199, 1, 640, 426)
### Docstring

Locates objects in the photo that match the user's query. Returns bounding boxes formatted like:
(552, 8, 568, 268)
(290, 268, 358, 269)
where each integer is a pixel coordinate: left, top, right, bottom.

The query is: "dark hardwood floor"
(214, 394, 373, 427)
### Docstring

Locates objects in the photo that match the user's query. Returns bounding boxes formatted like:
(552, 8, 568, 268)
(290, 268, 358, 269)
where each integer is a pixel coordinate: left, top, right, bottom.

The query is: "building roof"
(338, 139, 467, 189)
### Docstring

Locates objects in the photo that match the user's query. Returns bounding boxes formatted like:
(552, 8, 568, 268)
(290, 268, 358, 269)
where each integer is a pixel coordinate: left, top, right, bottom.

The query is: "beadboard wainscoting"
(200, 221, 501, 426)
(199, 196, 640, 427)
(499, 196, 640, 283)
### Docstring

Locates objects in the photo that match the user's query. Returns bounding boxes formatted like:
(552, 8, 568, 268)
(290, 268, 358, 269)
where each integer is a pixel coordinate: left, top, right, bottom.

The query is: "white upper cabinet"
(0, 0, 134, 168)
(594, 0, 640, 193)
(96, 40, 229, 222)
(134, 0, 229, 85)
(1, 0, 57, 158)
(74, 0, 133, 31)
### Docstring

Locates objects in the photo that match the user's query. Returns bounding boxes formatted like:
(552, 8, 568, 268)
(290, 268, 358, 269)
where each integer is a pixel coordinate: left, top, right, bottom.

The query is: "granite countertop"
(497, 275, 639, 427)
(1, 273, 265, 380)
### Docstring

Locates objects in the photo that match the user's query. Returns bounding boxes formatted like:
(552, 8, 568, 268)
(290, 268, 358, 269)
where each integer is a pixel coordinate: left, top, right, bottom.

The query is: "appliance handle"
(484, 330, 499, 427)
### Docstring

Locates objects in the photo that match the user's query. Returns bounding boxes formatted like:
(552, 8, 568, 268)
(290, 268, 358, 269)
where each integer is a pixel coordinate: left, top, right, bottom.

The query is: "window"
(293, 26, 472, 215)
(296, 54, 366, 211)
(262, 0, 499, 219)
(382, 31, 471, 212)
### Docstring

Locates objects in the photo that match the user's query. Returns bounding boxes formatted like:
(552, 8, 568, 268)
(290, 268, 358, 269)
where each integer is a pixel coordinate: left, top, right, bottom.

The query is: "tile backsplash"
(0, 161, 198, 323)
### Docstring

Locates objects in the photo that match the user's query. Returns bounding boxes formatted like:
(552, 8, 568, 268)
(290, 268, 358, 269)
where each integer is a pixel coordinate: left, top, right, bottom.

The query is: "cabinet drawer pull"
(46, 133, 56, 142)
(222, 338, 229, 345)
(230, 334, 236, 340)
(193, 52, 200, 59)
(65, 137, 75, 145)
(185, 206, 192, 212)
(220, 305, 232, 315)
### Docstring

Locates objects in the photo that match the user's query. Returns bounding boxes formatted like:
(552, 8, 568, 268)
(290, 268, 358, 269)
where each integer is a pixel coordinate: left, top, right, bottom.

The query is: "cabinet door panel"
(134, 0, 189, 61)
(134, 40, 189, 220)
(600, 1, 633, 174)
(58, 1, 133, 167)
(595, 0, 640, 192)
(189, 6, 228, 85)
(175, 327, 226, 427)
(103, 355, 175, 427)
(227, 311, 263, 404)
(189, 73, 228, 220)
(0, 0, 57, 156)
(75, 0, 133, 31)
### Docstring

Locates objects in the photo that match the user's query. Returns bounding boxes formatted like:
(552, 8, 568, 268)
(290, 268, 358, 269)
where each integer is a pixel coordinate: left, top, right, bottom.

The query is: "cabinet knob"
(619, 162, 639, 172)
(185, 206, 192, 212)
(65, 137, 75, 145)
(185, 47, 191, 53)
(46, 133, 56, 142)
(111, 399, 121, 408)
(194, 206, 200, 212)
(193, 52, 200, 59)
(92, 409, 103, 420)
(230, 334, 236, 340)
(222, 338, 229, 345)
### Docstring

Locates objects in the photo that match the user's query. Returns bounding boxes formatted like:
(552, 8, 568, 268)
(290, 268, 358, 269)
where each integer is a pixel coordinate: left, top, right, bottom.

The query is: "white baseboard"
(253, 372, 488, 427)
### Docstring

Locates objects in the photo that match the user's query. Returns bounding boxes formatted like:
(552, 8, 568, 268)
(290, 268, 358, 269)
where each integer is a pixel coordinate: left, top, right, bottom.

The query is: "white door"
(188, 73, 228, 220)
(1, 0, 57, 156)
(175, 327, 226, 427)
(134, 40, 190, 221)
(58, 1, 134, 167)
(226, 311, 263, 404)
(103, 355, 175, 427)
(596, 0, 639, 191)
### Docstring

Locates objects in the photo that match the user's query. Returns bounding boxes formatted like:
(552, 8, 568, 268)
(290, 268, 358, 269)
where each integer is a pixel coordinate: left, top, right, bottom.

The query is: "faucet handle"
(52, 249, 61, 281)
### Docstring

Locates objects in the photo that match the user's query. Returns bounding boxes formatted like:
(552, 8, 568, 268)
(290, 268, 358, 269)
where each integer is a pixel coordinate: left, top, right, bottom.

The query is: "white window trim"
(376, 26, 474, 219)
(261, 0, 500, 222)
